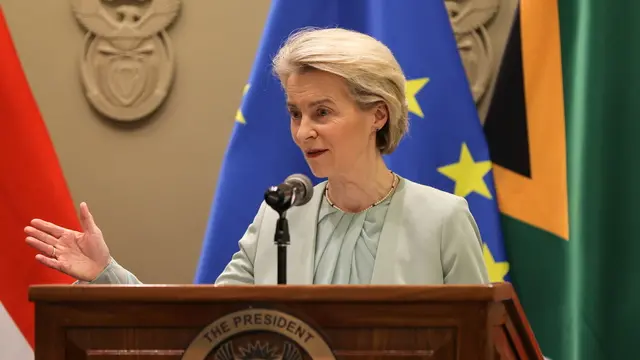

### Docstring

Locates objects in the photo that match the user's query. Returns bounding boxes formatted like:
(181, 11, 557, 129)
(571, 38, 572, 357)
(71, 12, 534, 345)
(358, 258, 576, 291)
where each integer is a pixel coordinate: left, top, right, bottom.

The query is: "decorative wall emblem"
(71, 0, 181, 122)
(182, 308, 336, 360)
(445, 0, 500, 105)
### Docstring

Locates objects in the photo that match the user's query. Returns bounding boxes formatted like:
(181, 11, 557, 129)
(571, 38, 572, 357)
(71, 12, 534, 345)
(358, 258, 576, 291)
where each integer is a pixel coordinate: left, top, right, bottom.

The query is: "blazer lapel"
(370, 178, 408, 284)
(285, 181, 326, 284)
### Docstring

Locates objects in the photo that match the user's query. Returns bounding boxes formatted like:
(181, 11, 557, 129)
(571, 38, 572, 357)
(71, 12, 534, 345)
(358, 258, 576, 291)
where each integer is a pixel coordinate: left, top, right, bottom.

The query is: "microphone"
(264, 173, 313, 213)
(263, 173, 313, 286)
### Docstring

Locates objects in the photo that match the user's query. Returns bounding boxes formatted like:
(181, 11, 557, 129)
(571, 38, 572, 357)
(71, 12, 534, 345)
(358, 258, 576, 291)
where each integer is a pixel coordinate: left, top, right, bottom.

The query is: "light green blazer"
(86, 176, 489, 286)
(216, 176, 489, 285)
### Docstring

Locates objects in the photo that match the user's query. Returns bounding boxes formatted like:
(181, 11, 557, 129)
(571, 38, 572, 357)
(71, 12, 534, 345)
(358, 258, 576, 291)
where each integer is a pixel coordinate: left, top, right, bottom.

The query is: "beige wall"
(2, 0, 271, 283)
(3, 0, 516, 284)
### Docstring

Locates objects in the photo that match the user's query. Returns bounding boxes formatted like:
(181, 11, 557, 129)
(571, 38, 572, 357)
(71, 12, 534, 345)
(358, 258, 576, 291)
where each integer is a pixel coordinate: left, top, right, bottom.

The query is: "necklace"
(325, 172, 399, 213)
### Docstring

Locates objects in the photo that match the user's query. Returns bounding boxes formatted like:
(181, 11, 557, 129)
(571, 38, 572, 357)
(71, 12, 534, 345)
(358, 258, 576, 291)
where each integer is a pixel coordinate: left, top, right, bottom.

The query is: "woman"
(24, 27, 489, 285)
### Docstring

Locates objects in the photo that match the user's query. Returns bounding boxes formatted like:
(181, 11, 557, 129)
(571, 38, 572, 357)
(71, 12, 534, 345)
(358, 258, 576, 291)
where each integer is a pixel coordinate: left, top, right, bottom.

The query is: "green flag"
(561, 0, 640, 358)
(484, 1, 640, 358)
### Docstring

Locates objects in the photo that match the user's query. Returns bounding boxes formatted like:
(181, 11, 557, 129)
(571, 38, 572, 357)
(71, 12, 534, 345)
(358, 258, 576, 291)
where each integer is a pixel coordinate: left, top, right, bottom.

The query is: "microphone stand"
(274, 212, 289, 285)
(264, 187, 294, 285)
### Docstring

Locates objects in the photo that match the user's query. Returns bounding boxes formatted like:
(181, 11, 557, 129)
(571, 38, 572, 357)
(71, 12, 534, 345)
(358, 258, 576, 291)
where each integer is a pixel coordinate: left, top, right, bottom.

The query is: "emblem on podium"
(182, 308, 336, 360)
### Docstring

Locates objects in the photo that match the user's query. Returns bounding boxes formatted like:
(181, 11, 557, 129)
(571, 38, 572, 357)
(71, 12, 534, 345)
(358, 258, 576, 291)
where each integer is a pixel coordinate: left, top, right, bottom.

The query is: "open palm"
(24, 202, 111, 282)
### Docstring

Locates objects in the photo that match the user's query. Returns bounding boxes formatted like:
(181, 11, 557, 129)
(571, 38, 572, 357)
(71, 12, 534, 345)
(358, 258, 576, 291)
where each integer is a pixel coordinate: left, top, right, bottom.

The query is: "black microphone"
(264, 174, 313, 213)
(263, 174, 313, 285)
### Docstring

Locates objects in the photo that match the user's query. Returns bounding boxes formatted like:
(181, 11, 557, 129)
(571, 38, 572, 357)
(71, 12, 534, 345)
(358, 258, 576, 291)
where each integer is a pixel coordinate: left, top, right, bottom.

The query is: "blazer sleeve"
(214, 202, 267, 285)
(440, 197, 490, 284)
(78, 257, 143, 285)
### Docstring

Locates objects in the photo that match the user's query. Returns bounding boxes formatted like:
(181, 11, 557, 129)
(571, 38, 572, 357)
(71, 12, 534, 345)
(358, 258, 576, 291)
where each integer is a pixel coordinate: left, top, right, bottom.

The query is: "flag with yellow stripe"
(484, 0, 640, 358)
(484, 3, 570, 357)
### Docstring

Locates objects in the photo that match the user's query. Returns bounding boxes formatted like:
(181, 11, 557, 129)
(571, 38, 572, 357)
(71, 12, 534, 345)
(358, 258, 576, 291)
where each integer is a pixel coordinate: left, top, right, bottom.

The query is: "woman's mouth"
(305, 149, 328, 158)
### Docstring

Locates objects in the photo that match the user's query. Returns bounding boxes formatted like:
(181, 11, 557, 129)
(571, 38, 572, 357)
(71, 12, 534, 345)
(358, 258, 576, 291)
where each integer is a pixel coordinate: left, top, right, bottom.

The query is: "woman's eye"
(290, 111, 301, 119)
(317, 108, 329, 117)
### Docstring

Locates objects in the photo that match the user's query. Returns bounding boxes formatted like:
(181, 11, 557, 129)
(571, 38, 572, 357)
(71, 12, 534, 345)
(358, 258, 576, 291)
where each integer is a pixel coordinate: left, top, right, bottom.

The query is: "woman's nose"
(296, 117, 315, 141)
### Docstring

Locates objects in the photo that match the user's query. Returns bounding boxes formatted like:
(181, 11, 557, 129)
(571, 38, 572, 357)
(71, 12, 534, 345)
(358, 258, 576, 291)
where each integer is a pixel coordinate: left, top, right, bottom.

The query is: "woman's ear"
(372, 102, 389, 131)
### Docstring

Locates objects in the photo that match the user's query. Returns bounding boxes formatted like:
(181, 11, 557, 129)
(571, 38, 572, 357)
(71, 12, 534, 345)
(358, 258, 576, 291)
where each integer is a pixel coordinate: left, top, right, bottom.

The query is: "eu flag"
(194, 0, 509, 284)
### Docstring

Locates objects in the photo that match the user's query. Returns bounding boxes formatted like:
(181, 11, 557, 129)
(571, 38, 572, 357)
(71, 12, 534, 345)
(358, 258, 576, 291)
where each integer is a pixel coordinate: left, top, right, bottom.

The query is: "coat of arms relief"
(71, 0, 181, 122)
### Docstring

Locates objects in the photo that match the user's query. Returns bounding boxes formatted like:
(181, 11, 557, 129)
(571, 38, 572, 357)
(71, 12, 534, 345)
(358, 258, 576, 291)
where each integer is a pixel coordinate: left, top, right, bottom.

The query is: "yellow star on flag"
(437, 142, 493, 199)
(405, 77, 429, 118)
(482, 243, 509, 282)
(235, 84, 250, 124)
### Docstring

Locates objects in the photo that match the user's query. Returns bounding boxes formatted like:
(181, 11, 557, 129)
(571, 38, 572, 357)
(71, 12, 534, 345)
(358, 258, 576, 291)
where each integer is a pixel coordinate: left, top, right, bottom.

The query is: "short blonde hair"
(272, 27, 409, 154)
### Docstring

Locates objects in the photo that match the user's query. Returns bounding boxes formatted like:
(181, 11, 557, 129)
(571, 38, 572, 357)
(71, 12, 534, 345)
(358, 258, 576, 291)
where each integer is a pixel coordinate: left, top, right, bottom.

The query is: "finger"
(79, 202, 99, 234)
(34, 254, 64, 272)
(29, 219, 66, 238)
(25, 236, 56, 256)
(24, 226, 58, 246)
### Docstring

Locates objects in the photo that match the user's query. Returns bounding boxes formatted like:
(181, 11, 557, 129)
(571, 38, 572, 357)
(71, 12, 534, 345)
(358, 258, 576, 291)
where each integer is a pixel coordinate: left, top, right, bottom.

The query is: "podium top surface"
(29, 283, 514, 303)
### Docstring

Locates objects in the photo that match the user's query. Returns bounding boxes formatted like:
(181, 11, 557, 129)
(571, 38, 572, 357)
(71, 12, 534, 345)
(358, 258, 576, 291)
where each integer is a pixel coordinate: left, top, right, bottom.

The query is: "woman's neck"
(326, 156, 396, 213)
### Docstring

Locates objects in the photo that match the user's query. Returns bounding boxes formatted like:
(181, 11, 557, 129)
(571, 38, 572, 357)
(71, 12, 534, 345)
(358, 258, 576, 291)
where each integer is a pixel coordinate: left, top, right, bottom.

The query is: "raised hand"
(24, 202, 111, 282)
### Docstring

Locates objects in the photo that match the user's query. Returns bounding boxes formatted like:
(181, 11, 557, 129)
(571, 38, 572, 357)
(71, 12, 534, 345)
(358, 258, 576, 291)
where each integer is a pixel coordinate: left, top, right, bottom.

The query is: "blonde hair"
(272, 27, 409, 154)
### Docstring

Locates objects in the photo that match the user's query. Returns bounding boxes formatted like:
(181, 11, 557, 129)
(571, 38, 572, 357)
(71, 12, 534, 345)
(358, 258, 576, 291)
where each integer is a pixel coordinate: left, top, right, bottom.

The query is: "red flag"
(0, 5, 79, 352)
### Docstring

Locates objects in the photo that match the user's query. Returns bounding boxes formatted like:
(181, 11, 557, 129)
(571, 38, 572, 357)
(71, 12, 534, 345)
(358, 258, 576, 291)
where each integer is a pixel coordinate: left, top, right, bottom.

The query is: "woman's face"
(285, 70, 387, 179)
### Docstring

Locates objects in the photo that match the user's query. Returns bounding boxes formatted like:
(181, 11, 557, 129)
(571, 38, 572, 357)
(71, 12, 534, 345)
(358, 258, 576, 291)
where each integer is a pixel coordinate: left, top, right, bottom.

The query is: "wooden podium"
(29, 282, 542, 359)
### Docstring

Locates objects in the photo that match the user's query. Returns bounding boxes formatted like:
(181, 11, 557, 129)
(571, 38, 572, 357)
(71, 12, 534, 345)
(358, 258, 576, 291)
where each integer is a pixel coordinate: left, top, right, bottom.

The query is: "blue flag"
(194, 0, 508, 283)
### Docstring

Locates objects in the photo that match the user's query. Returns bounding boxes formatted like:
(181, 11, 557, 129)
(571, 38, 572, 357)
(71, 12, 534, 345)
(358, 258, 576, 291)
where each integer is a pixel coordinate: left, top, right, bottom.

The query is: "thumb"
(79, 202, 99, 234)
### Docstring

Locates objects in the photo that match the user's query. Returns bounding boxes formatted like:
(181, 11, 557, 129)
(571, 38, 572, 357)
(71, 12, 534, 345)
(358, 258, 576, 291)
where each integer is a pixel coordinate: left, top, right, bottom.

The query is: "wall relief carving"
(446, 0, 500, 107)
(71, 0, 181, 122)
